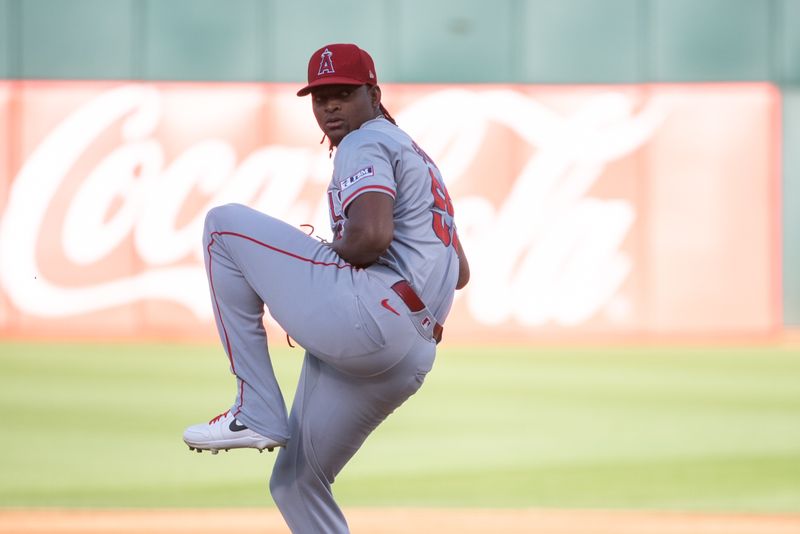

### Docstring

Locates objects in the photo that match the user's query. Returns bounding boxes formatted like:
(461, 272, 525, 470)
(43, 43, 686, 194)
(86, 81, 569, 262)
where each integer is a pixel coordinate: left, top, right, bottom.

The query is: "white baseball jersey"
(327, 117, 461, 323)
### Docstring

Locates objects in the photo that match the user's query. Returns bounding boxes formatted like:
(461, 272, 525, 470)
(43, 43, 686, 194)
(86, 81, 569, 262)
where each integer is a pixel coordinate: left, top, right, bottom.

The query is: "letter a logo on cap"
(318, 48, 335, 75)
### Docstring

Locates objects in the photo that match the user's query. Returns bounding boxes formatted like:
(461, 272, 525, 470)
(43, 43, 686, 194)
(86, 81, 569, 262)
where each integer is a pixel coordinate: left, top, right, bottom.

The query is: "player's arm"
(331, 192, 394, 268)
(454, 234, 470, 290)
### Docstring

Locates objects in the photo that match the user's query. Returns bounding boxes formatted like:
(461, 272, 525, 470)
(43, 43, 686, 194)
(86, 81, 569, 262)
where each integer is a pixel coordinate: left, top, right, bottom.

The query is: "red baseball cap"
(297, 43, 378, 97)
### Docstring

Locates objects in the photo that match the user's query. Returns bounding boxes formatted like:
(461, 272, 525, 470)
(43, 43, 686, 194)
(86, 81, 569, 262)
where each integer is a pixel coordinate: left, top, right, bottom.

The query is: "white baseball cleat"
(183, 410, 284, 454)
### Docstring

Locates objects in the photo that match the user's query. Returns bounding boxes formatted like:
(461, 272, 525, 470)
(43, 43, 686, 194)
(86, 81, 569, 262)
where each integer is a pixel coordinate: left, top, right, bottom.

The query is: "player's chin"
(325, 129, 348, 147)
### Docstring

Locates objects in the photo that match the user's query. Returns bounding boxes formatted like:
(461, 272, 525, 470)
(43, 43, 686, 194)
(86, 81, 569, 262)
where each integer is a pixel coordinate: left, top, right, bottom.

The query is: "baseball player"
(183, 43, 469, 533)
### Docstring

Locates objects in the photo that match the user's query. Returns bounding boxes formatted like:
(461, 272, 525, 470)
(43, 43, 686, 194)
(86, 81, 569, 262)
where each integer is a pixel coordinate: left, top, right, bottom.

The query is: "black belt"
(391, 281, 444, 344)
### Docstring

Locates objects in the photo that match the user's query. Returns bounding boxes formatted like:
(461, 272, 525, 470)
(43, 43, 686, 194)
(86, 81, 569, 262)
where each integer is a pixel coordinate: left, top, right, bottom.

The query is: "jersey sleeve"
(332, 131, 396, 214)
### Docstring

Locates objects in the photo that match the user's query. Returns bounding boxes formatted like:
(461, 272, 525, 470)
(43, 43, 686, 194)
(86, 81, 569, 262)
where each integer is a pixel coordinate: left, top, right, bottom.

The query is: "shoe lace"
(209, 410, 230, 425)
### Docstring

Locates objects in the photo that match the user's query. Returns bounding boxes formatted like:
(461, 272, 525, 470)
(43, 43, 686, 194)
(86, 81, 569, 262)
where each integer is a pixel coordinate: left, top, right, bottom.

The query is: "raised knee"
(204, 203, 246, 234)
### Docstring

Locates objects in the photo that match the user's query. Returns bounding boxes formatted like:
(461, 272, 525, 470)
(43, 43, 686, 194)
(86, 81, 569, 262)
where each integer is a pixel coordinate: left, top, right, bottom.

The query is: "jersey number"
(429, 168, 456, 247)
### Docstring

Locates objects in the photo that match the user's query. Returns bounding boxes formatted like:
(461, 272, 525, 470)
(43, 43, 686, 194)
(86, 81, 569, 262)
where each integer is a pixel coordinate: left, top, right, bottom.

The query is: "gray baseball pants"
(203, 203, 436, 533)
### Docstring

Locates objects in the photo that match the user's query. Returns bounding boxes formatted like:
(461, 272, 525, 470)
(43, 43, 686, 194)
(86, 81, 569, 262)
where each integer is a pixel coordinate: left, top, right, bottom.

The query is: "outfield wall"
(1, 0, 797, 339)
(0, 81, 781, 342)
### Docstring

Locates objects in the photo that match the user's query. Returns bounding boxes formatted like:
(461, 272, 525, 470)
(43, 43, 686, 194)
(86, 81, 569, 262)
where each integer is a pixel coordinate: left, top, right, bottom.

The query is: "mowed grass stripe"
(0, 342, 798, 511)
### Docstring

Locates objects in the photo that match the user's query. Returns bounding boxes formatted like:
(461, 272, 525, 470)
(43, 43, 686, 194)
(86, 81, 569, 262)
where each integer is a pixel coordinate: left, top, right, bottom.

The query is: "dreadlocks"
(379, 103, 397, 126)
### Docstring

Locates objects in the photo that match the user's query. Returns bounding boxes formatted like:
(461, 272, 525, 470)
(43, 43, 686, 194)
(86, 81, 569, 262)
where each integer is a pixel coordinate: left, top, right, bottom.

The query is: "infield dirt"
(2, 508, 800, 534)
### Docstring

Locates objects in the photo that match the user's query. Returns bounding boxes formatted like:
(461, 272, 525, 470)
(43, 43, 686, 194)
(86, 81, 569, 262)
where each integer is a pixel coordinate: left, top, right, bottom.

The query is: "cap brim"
(296, 76, 369, 97)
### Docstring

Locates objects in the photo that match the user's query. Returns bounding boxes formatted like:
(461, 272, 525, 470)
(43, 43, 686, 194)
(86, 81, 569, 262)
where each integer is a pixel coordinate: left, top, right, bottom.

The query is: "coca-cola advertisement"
(0, 81, 781, 342)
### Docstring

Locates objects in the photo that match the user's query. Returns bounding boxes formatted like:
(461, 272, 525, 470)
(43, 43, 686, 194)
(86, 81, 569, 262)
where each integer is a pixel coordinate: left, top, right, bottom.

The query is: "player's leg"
(192, 203, 405, 445)
(183, 207, 297, 450)
(204, 202, 419, 366)
(194, 203, 329, 443)
(269, 339, 435, 534)
(197, 228, 291, 443)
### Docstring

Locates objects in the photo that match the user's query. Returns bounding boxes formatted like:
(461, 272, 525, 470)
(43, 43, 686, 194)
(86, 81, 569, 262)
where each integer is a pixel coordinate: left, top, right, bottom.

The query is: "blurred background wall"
(0, 0, 798, 333)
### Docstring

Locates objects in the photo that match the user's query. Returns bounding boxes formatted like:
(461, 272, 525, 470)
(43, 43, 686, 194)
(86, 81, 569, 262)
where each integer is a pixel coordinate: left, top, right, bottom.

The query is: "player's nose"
(322, 97, 341, 112)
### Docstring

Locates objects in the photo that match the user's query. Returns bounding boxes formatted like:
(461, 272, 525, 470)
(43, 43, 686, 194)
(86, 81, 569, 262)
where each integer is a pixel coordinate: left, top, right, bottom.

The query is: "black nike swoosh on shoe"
(229, 419, 248, 432)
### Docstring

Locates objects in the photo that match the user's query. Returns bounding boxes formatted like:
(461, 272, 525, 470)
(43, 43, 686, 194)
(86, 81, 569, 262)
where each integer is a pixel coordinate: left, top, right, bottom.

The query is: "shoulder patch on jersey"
(340, 166, 374, 191)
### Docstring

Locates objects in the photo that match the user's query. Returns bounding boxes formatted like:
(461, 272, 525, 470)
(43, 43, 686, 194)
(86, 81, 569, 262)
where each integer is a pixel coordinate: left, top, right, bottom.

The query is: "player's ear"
(371, 86, 382, 112)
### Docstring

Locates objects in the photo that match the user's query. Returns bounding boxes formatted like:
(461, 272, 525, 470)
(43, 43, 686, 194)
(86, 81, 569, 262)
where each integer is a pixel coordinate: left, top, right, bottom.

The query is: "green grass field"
(0, 342, 799, 512)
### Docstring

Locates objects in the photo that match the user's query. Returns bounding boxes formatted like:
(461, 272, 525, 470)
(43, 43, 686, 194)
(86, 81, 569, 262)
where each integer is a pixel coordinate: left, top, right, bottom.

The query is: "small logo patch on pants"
(381, 298, 400, 316)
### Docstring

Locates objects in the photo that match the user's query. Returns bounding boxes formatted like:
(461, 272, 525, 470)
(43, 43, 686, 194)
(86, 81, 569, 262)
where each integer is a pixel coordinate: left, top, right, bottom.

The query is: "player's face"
(311, 84, 380, 147)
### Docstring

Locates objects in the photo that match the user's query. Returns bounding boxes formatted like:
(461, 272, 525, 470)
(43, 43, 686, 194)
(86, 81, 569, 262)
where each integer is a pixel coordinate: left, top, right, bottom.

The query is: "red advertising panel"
(0, 82, 781, 342)
(0, 83, 11, 332)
